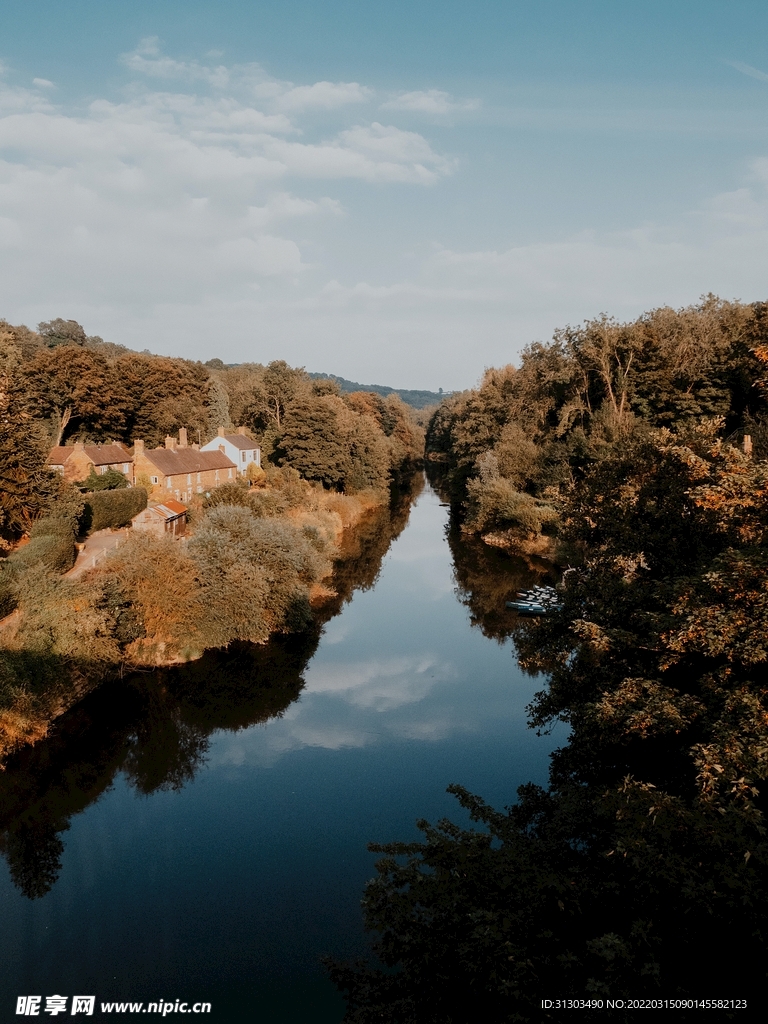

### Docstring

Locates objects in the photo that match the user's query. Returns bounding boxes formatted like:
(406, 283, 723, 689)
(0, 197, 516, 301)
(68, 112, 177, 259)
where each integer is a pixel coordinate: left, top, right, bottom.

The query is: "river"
(0, 478, 564, 1022)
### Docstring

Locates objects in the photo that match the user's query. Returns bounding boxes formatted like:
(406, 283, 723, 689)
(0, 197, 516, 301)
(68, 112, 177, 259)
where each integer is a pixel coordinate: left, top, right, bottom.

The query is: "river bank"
(0, 476, 406, 767)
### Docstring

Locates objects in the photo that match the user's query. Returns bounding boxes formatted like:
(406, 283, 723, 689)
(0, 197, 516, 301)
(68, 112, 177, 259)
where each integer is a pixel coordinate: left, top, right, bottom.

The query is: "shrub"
(10, 534, 76, 574)
(465, 477, 558, 536)
(0, 561, 16, 617)
(30, 516, 78, 540)
(202, 481, 251, 510)
(82, 487, 147, 533)
(77, 468, 129, 491)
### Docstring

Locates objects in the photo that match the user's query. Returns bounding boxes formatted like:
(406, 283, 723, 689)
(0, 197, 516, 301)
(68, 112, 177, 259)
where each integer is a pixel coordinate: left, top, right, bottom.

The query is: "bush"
(465, 477, 558, 536)
(30, 516, 79, 540)
(9, 534, 76, 574)
(201, 481, 251, 510)
(82, 487, 147, 533)
(77, 468, 129, 491)
(0, 561, 16, 617)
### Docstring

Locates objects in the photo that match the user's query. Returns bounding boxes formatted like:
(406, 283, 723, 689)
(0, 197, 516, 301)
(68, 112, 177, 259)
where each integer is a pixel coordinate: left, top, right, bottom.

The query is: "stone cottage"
(47, 442, 134, 484)
(133, 428, 237, 502)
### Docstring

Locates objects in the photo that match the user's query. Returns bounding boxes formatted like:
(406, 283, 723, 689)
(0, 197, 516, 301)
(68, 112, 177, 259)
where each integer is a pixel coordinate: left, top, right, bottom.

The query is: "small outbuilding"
(131, 499, 188, 538)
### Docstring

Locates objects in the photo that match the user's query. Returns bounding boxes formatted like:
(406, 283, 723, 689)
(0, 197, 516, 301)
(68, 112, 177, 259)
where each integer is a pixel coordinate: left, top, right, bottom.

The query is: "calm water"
(0, 481, 563, 1022)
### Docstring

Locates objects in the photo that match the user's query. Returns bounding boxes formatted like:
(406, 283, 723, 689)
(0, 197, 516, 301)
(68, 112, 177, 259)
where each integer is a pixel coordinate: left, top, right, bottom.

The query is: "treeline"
(0, 317, 424, 543)
(333, 298, 768, 1018)
(427, 296, 768, 544)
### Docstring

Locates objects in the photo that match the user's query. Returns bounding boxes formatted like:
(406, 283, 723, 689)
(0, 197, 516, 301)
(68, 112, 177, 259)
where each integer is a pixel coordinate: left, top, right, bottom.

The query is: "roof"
(202, 434, 260, 451)
(223, 434, 260, 451)
(48, 443, 132, 467)
(148, 500, 187, 521)
(141, 447, 237, 476)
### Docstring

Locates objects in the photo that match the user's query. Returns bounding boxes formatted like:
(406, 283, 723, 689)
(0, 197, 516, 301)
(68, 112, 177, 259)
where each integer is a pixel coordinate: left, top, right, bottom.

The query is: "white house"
(201, 427, 261, 476)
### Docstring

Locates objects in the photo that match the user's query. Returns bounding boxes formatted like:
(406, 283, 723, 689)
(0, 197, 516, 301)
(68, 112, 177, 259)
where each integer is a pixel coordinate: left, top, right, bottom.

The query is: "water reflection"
(0, 480, 420, 902)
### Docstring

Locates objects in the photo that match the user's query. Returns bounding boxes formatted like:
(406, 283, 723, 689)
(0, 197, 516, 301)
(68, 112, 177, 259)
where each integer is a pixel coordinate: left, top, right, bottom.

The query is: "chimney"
(744, 434, 753, 457)
(165, 436, 176, 450)
(74, 441, 85, 452)
(191, 442, 200, 450)
(134, 439, 144, 454)
(178, 427, 188, 448)
(218, 426, 226, 437)
(218, 444, 225, 453)
(237, 425, 247, 436)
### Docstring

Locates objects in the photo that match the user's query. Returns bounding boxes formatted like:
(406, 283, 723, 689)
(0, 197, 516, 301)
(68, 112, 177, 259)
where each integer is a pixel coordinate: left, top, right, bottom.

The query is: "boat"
(506, 584, 562, 616)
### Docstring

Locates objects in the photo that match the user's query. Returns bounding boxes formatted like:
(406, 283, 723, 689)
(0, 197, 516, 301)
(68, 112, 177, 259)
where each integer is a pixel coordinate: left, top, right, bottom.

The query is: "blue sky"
(2, 1, 768, 388)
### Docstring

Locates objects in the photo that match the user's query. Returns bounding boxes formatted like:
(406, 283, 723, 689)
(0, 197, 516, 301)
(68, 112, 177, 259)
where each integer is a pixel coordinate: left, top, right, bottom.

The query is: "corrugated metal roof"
(150, 500, 188, 520)
(141, 447, 236, 475)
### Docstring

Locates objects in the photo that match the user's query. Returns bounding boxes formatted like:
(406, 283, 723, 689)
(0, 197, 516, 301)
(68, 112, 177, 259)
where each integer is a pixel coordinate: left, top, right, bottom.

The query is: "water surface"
(0, 481, 562, 1022)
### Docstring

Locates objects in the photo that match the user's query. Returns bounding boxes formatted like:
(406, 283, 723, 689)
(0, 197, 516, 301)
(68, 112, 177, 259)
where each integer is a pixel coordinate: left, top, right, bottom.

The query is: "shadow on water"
(0, 477, 422, 903)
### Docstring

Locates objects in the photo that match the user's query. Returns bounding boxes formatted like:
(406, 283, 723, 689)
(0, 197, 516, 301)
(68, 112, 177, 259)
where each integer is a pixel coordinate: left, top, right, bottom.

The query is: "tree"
(278, 396, 353, 489)
(37, 318, 87, 348)
(22, 345, 127, 444)
(0, 337, 52, 542)
(115, 353, 212, 446)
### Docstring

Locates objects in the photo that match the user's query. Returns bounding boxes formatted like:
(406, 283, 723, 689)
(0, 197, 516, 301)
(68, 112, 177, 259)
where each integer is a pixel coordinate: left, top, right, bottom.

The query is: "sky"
(2, 1, 768, 390)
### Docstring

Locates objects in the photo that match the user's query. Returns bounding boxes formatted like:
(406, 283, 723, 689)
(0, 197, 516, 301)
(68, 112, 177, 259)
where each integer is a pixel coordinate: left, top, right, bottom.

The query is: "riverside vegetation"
(0, 317, 424, 764)
(332, 297, 768, 1020)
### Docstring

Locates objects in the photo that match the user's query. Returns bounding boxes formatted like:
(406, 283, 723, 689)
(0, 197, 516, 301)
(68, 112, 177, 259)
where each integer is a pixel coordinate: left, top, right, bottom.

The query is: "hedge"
(0, 562, 16, 618)
(9, 533, 76, 574)
(30, 516, 79, 540)
(82, 487, 148, 533)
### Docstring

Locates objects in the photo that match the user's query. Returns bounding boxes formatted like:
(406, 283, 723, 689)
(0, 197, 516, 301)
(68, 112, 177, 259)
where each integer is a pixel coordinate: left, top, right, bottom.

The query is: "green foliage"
(190, 506, 327, 641)
(0, 335, 53, 542)
(115, 352, 213, 448)
(277, 395, 353, 488)
(82, 487, 147, 533)
(465, 475, 558, 535)
(77, 468, 129, 491)
(428, 297, 768, 537)
(10, 533, 76, 575)
(0, 561, 16, 617)
(21, 344, 128, 444)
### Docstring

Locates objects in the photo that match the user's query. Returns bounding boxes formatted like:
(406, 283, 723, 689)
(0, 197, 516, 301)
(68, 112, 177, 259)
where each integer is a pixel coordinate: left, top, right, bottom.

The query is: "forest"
(0, 316, 425, 764)
(332, 297, 768, 1020)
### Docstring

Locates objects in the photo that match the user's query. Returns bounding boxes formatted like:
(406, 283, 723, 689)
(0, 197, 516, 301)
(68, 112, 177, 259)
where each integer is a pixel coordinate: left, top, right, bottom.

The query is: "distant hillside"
(308, 373, 446, 409)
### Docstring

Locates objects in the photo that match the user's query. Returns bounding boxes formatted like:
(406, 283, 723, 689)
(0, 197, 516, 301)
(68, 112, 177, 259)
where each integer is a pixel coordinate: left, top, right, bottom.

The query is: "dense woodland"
(334, 297, 768, 1020)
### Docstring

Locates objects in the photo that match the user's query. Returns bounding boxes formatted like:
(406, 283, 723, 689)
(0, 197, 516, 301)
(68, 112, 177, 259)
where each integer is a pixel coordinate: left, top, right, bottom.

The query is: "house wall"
(200, 435, 261, 474)
(133, 449, 235, 503)
(53, 447, 134, 484)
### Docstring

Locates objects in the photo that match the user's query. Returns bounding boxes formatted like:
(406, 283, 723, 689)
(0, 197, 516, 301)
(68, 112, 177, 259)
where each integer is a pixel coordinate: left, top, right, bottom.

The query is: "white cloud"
(727, 60, 768, 83)
(381, 89, 479, 115)
(305, 654, 450, 711)
(32, 78, 54, 89)
(277, 81, 372, 111)
(0, 48, 451, 323)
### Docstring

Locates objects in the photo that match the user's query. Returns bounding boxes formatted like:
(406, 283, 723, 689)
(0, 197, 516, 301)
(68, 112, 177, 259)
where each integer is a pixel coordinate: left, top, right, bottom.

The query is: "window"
(196, 473, 201, 483)
(123, 464, 129, 473)
(187, 474, 192, 485)
(228, 469, 233, 479)
(241, 451, 246, 462)
(151, 476, 158, 485)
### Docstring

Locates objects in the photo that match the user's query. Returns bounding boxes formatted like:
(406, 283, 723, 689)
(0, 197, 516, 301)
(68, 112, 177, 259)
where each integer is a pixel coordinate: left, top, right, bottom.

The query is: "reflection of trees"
(430, 465, 555, 642)
(333, 455, 768, 1019)
(0, 483, 418, 900)
(447, 524, 554, 642)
